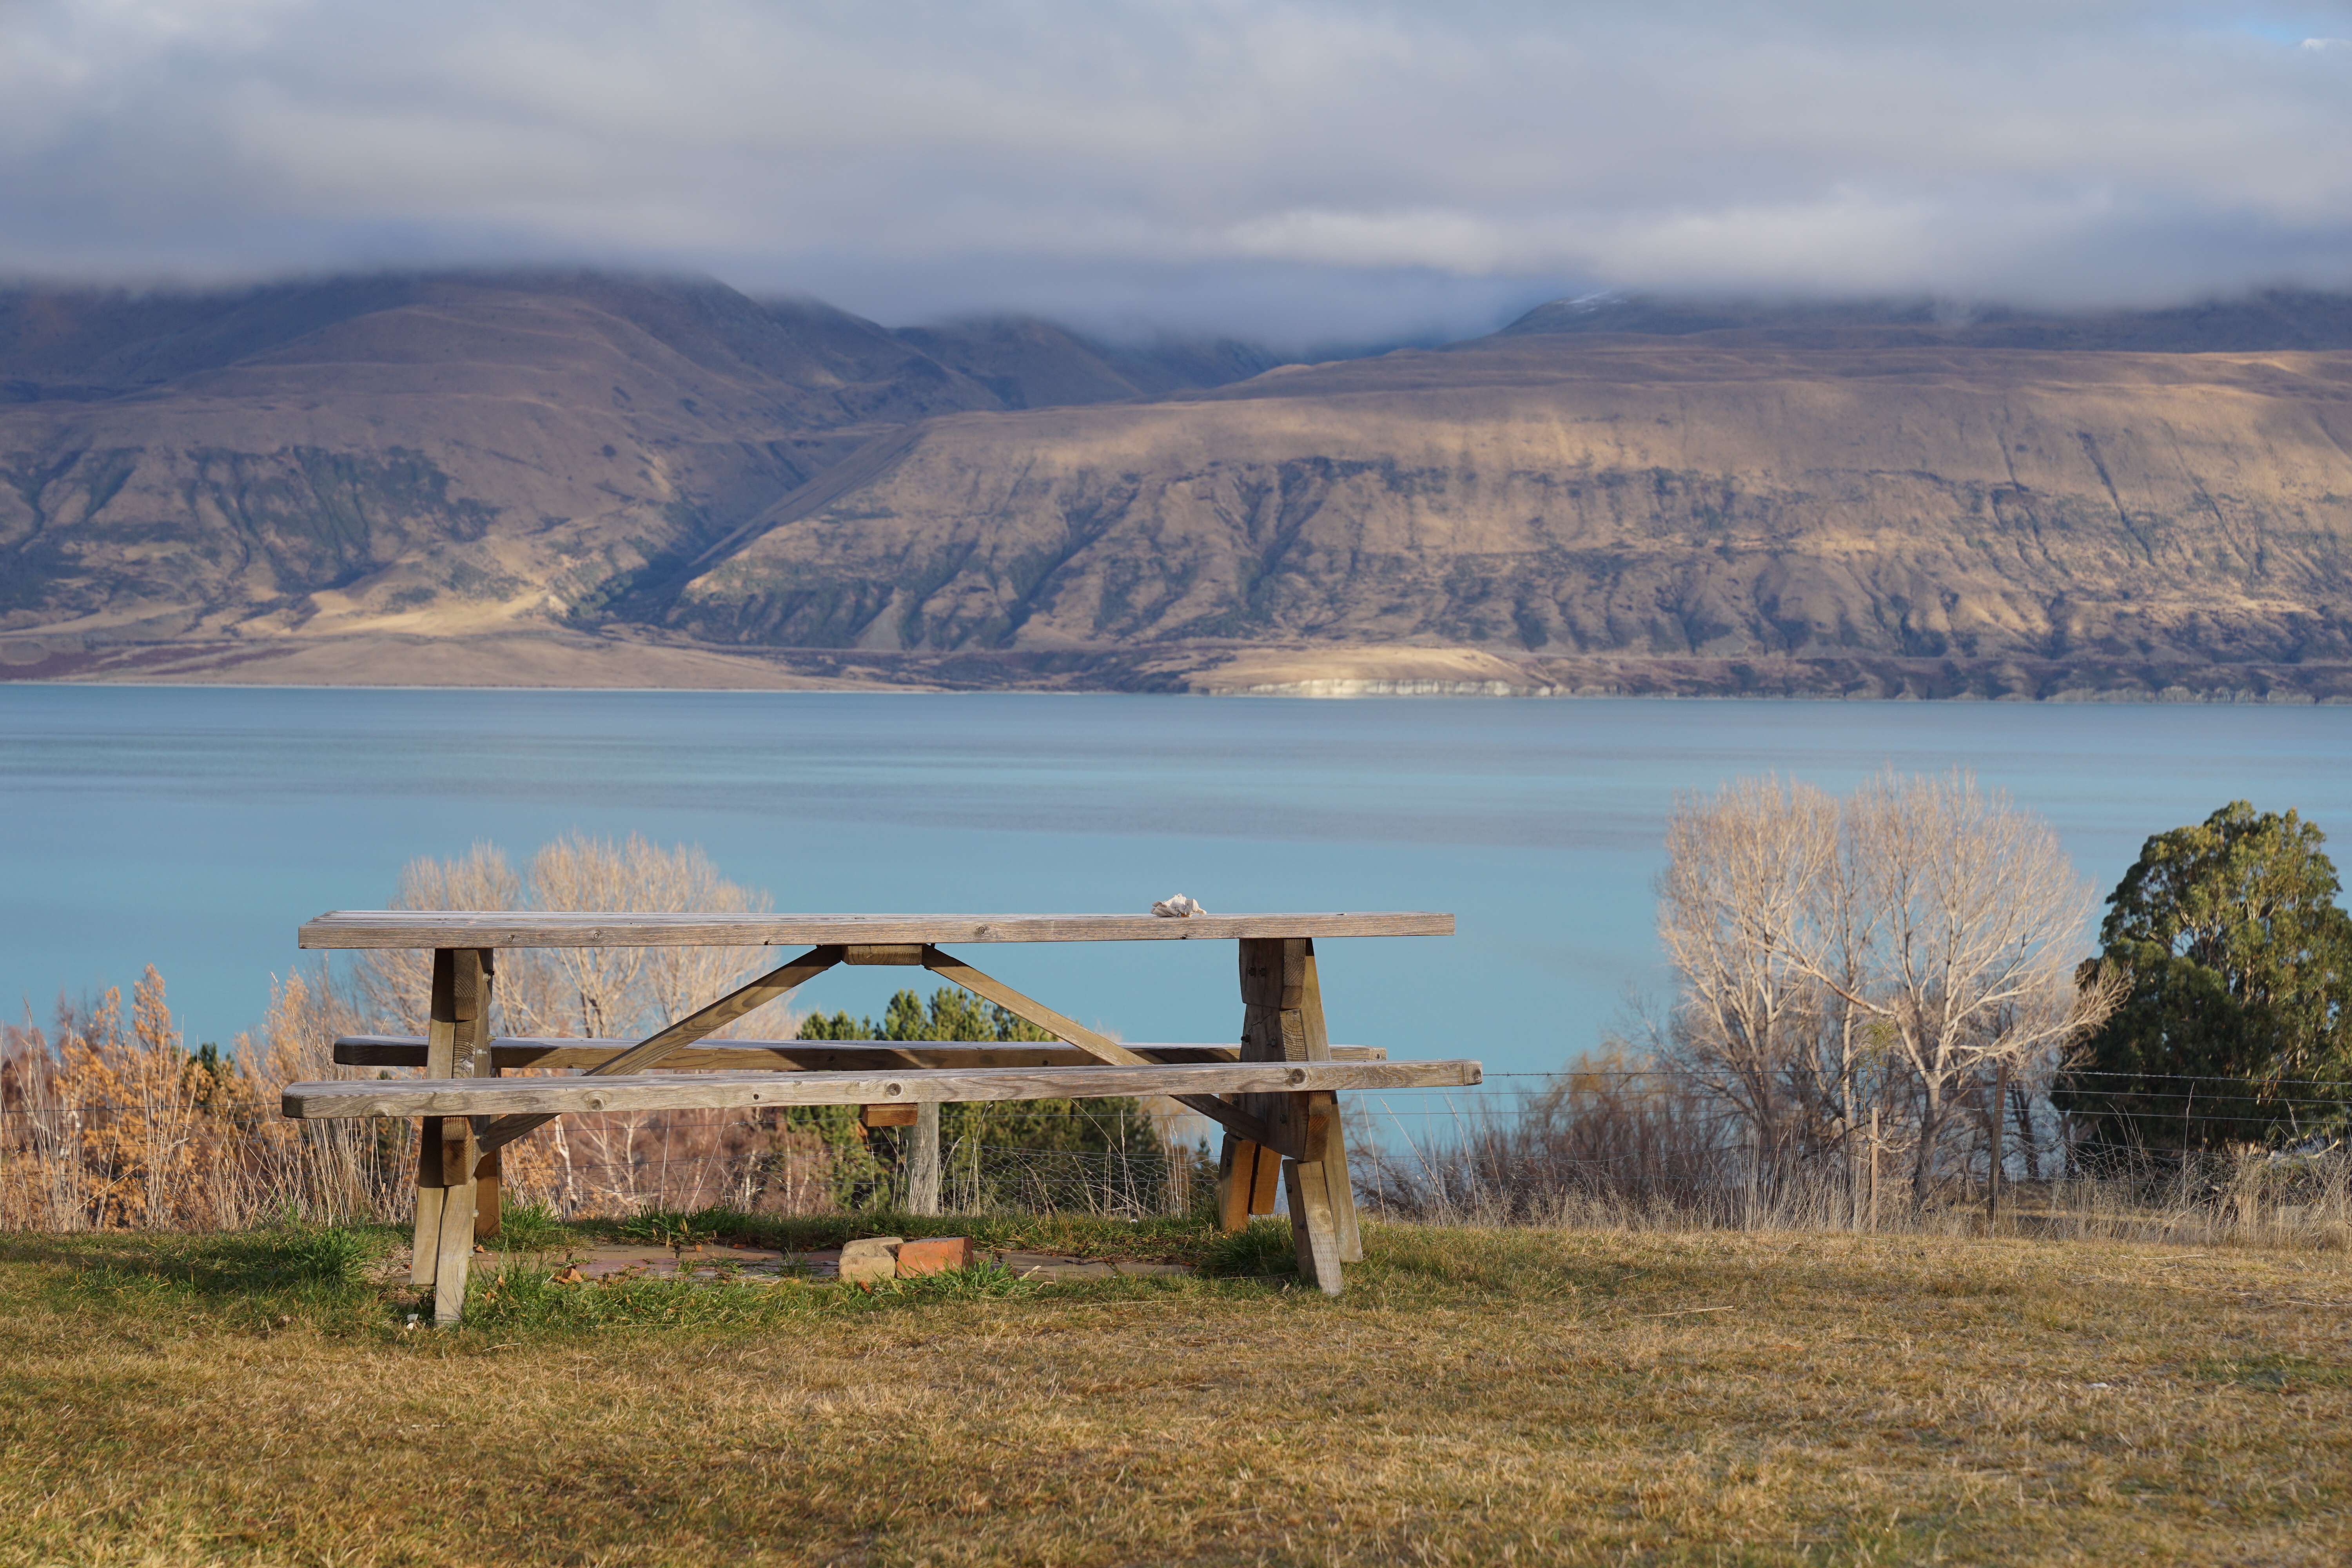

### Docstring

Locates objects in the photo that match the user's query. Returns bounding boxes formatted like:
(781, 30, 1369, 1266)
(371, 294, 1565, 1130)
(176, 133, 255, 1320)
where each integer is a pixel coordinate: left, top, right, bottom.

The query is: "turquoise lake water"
(4, 684, 2348, 1081)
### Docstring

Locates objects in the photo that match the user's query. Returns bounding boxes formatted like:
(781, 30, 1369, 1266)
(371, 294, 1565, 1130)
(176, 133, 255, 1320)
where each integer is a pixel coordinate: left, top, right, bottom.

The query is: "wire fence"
(1340, 1070, 2352, 1249)
(6, 1071, 2348, 1246)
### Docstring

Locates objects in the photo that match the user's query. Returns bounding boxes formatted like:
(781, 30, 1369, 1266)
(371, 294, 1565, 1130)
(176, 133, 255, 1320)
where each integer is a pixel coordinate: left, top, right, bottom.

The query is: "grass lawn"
(0, 1213, 2346, 1565)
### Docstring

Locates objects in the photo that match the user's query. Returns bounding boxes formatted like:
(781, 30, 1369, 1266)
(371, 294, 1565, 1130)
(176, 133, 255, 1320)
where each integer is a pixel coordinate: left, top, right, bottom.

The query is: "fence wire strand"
(5, 1068, 2348, 1245)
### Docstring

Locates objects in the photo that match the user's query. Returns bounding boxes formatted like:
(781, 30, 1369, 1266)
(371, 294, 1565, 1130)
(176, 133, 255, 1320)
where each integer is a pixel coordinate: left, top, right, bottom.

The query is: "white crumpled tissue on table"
(1150, 895, 1207, 918)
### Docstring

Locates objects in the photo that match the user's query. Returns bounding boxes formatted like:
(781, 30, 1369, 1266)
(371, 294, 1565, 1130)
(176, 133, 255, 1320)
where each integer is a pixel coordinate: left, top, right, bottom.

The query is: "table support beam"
(1236, 936, 1358, 1287)
(409, 947, 493, 1323)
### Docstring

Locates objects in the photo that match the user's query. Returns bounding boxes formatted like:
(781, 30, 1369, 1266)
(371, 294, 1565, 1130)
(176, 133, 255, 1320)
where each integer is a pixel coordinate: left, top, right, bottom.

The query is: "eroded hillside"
(664, 339, 2352, 689)
(0, 272, 1272, 659)
(7, 275, 2352, 697)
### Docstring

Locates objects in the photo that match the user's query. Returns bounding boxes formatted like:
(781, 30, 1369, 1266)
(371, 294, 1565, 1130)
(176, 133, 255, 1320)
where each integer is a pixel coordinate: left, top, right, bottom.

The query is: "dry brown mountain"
(0, 271, 1272, 684)
(7, 276, 2352, 698)
(659, 328, 2352, 699)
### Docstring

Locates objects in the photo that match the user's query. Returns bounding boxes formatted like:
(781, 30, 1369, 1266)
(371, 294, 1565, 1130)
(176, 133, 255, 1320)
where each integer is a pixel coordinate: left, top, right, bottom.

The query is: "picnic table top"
(298, 910, 1454, 949)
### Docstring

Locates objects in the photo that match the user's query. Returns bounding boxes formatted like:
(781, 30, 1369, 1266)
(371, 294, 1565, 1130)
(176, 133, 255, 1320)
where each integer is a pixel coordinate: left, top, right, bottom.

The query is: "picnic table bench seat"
(287, 1057, 1481, 1119)
(287, 909, 1467, 1322)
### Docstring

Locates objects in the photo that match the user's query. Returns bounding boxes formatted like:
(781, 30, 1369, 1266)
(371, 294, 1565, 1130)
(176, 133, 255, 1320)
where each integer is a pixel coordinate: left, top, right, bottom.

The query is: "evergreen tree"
(796, 985, 1160, 1153)
(2059, 802, 2352, 1151)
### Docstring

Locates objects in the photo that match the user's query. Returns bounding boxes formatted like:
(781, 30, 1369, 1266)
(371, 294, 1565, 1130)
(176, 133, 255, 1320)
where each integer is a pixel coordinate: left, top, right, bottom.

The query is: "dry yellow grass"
(1, 1220, 2346, 1565)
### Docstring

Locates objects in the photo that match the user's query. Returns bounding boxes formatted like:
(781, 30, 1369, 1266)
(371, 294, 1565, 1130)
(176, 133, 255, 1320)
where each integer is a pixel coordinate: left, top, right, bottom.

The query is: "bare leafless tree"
(1657, 769, 2119, 1208)
(624, 838, 774, 1034)
(353, 842, 544, 1035)
(526, 832, 774, 1038)
(1797, 770, 2120, 1205)
(358, 835, 775, 1042)
(526, 833, 653, 1038)
(1655, 775, 1840, 1177)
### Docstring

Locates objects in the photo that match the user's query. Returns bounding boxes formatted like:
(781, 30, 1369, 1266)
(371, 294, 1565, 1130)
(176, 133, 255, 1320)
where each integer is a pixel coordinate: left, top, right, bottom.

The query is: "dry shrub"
(532, 1107, 851, 1218)
(0, 960, 824, 1230)
(1357, 1058, 2352, 1249)
(1357, 1052, 1741, 1227)
(3, 966, 399, 1230)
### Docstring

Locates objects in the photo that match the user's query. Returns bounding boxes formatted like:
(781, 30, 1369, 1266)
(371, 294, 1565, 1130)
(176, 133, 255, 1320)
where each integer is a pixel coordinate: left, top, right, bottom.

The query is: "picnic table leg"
(408, 947, 494, 1324)
(1240, 938, 1349, 1293)
(474, 1149, 501, 1240)
(1216, 1136, 1248, 1229)
(1297, 945, 1364, 1264)
(430, 1116, 478, 1325)
(1215, 1134, 1283, 1230)
(1285, 1152, 1344, 1292)
(409, 948, 458, 1287)
(468, 952, 501, 1241)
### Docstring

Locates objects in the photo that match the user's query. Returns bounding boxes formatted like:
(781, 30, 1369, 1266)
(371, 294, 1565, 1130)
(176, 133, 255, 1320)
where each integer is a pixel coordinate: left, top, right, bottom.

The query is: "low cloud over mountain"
(5, 4, 2351, 344)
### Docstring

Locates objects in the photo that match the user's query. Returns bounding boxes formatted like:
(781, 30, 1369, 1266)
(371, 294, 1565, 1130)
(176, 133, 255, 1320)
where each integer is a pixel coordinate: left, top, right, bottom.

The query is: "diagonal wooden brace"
(917, 944, 1282, 1150)
(474, 945, 842, 1153)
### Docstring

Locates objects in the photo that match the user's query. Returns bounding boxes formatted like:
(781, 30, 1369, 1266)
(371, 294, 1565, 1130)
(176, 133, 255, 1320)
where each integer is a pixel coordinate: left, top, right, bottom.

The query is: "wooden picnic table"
(285, 911, 1477, 1323)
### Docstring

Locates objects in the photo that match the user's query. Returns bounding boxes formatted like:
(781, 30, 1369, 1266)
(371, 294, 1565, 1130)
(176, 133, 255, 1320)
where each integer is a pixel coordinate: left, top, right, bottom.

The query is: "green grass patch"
(2194, 1352, 2352, 1391)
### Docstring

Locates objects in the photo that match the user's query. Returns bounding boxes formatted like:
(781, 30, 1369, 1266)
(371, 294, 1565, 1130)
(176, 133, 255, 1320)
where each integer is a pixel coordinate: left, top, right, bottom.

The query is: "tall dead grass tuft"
(1358, 1051, 1731, 1225)
(4, 967, 395, 1230)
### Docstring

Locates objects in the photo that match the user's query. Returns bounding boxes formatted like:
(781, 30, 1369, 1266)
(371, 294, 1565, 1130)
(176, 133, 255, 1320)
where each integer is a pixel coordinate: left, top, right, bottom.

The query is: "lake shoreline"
(4, 628, 2349, 703)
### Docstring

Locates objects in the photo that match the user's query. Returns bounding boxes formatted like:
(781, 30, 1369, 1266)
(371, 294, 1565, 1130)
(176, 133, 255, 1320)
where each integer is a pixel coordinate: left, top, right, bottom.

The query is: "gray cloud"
(4, 0, 2350, 342)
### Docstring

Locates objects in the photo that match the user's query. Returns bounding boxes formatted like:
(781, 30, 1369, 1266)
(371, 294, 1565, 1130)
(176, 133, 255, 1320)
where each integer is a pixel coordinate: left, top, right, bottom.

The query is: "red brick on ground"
(895, 1236, 975, 1276)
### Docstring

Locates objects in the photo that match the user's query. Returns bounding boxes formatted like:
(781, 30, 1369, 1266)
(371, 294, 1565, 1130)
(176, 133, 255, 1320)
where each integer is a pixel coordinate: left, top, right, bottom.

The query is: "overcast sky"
(4, 1, 2350, 343)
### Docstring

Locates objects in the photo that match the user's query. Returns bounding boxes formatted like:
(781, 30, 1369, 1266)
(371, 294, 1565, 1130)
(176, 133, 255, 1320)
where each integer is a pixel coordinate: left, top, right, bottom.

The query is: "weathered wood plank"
(916, 946, 1145, 1066)
(1284, 1157, 1345, 1295)
(592, 946, 842, 1078)
(1215, 1134, 1255, 1231)
(1296, 940, 1362, 1263)
(423, 949, 459, 1076)
(299, 911, 1454, 949)
(1248, 1140, 1283, 1216)
(410, 947, 459, 1285)
(1245, 935, 1363, 1269)
(473, 1149, 502, 1241)
(1326, 1116, 1363, 1264)
(461, 950, 500, 1240)
(410, 1128, 445, 1288)
(1236, 937, 1288, 1143)
(417, 947, 491, 1312)
(431, 1125, 475, 1326)
(334, 1036, 1392, 1069)
(908, 1101, 942, 1216)
(286, 1058, 1483, 1119)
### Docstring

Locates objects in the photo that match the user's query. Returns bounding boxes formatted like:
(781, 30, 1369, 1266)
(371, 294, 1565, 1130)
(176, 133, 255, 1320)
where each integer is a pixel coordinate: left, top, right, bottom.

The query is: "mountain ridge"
(7, 270, 2352, 700)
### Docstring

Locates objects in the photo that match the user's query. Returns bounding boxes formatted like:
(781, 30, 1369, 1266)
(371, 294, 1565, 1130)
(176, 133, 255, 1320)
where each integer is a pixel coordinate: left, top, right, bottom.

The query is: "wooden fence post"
(909, 1101, 942, 1216)
(1986, 1060, 2007, 1231)
(1867, 1107, 1880, 1235)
